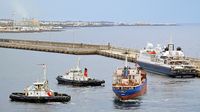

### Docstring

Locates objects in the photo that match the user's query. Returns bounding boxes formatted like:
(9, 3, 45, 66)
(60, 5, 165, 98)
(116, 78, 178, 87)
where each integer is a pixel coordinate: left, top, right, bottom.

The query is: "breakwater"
(0, 38, 199, 76)
(0, 38, 138, 62)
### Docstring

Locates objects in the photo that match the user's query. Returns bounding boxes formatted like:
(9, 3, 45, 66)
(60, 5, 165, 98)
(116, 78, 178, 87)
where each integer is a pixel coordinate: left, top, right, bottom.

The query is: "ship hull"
(56, 76, 105, 86)
(9, 92, 71, 103)
(137, 61, 196, 78)
(113, 80, 147, 100)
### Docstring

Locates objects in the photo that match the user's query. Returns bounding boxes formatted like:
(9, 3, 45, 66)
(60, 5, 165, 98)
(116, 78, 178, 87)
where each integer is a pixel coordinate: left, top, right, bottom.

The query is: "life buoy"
(47, 91, 53, 96)
(147, 51, 156, 54)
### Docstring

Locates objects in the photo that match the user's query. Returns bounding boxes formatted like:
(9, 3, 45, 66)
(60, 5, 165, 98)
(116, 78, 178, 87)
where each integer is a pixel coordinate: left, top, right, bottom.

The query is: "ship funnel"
(84, 68, 88, 77)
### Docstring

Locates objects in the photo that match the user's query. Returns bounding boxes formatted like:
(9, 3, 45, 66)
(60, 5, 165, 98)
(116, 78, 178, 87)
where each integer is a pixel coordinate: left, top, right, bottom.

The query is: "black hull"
(9, 92, 71, 103)
(56, 76, 105, 86)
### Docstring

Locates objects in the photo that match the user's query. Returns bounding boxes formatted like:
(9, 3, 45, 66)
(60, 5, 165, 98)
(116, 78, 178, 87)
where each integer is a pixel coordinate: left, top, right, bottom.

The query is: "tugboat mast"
(38, 64, 47, 81)
(43, 64, 47, 81)
(76, 57, 80, 69)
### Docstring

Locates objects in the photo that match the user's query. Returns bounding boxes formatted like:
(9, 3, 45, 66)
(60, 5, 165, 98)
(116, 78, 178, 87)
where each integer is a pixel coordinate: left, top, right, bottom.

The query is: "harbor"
(0, 38, 199, 77)
(0, 26, 200, 112)
(1, 0, 200, 111)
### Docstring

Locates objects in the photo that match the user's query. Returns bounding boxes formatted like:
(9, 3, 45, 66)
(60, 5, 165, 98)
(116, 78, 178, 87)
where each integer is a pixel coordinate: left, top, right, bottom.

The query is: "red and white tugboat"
(9, 64, 71, 103)
(56, 58, 105, 86)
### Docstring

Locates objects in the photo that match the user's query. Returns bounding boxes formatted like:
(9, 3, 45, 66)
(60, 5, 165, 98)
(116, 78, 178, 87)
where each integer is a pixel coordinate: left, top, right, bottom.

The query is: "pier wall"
(189, 57, 200, 77)
(0, 38, 109, 50)
(0, 38, 138, 62)
(0, 38, 200, 75)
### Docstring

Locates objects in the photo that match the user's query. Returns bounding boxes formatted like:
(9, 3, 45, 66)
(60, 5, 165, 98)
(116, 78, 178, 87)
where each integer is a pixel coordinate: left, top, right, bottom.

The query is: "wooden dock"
(0, 38, 200, 76)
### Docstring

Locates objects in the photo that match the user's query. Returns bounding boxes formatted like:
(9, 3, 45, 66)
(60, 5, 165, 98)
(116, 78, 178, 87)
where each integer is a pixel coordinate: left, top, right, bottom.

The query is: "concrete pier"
(0, 38, 138, 62)
(190, 58, 200, 77)
(0, 38, 200, 76)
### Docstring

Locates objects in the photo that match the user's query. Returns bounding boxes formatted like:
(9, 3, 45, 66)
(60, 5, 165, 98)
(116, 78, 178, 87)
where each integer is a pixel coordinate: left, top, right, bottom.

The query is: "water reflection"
(113, 97, 142, 110)
(162, 79, 192, 85)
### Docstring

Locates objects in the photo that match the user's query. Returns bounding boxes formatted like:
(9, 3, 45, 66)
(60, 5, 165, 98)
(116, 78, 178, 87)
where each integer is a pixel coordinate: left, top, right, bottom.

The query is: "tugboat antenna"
(77, 57, 80, 69)
(38, 64, 47, 81)
(43, 64, 47, 81)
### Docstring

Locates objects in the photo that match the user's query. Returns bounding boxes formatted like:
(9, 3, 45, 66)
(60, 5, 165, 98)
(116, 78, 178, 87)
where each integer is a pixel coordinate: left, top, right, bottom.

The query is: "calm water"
(0, 26, 200, 112)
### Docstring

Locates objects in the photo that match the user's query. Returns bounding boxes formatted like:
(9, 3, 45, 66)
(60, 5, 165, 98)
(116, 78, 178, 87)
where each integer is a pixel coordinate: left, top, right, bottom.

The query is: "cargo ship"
(56, 58, 105, 86)
(9, 64, 71, 103)
(112, 56, 147, 101)
(137, 42, 197, 78)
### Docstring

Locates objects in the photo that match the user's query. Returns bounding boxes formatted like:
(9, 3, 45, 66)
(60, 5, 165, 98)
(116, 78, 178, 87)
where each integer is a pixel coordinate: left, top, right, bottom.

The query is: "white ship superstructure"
(137, 42, 197, 78)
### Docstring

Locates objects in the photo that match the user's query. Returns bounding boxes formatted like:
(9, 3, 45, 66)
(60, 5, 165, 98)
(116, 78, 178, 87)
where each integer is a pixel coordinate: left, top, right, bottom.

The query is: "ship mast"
(76, 57, 80, 69)
(39, 64, 47, 81)
(125, 54, 128, 67)
(168, 36, 174, 51)
(169, 35, 172, 45)
(43, 64, 47, 81)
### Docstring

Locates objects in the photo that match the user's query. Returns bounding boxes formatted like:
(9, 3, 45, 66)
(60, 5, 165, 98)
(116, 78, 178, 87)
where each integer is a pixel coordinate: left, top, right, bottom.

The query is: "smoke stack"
(84, 68, 88, 77)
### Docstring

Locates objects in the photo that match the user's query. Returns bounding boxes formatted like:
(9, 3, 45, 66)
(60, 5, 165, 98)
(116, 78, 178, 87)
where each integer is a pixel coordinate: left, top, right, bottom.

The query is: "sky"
(0, 0, 200, 23)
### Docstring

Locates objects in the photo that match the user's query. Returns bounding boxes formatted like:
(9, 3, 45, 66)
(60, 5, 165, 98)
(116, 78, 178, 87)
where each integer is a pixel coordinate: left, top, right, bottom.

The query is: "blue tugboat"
(9, 64, 71, 103)
(112, 56, 147, 101)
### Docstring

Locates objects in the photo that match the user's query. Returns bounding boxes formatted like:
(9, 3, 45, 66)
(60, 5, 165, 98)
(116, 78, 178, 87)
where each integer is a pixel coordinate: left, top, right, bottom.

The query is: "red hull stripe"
(117, 83, 147, 100)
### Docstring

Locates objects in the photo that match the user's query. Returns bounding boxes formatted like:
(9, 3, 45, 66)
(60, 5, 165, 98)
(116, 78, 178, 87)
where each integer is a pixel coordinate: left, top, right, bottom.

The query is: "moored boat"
(56, 58, 105, 86)
(9, 64, 71, 103)
(137, 42, 198, 78)
(112, 56, 147, 101)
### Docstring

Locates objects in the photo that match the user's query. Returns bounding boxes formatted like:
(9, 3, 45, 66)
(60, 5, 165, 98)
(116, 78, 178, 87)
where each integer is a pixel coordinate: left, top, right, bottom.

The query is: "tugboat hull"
(56, 76, 105, 86)
(113, 80, 147, 100)
(9, 92, 71, 103)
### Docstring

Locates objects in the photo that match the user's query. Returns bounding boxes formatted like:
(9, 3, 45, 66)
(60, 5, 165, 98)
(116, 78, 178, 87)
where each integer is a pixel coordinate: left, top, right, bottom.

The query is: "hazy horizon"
(0, 0, 200, 23)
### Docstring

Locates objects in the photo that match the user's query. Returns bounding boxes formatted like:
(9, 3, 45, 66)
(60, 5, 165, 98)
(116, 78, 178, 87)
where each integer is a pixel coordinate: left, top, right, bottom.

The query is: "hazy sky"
(0, 0, 199, 23)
